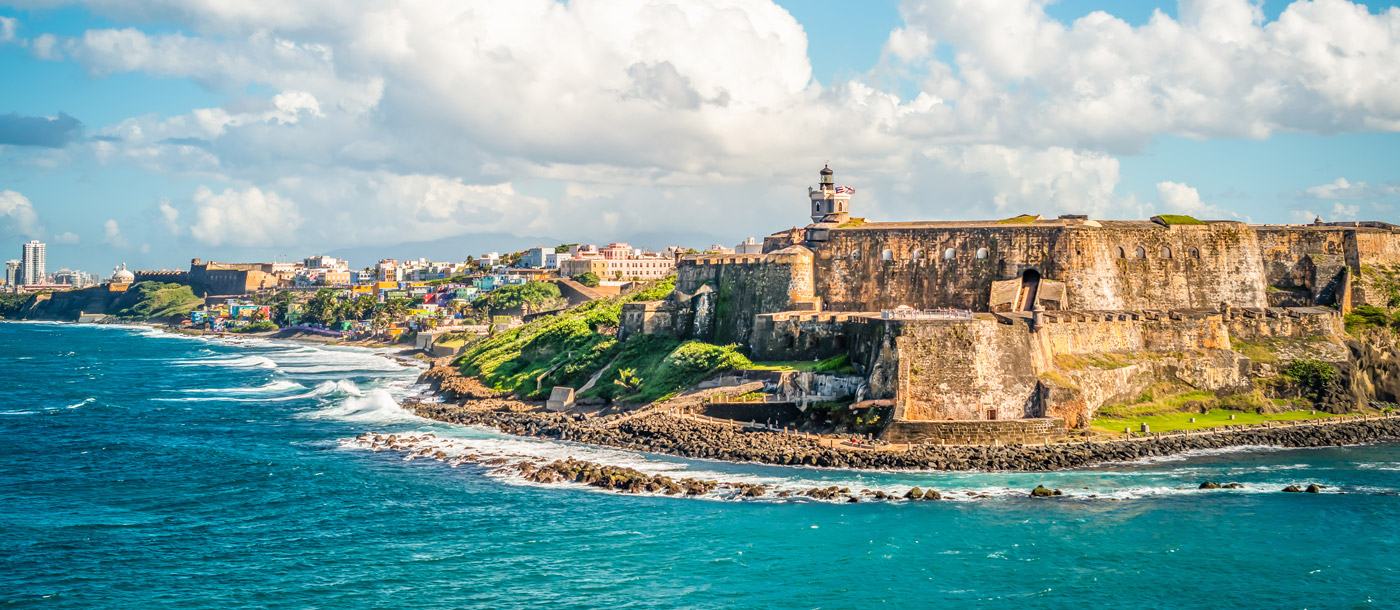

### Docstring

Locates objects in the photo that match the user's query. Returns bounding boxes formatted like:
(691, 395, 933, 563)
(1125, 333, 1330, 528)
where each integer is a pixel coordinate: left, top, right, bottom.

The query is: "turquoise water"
(3, 322, 1399, 609)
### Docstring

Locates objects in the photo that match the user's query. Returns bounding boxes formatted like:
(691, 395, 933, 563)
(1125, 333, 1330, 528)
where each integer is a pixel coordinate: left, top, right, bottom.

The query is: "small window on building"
(944, 248, 956, 260)
(1161, 246, 1172, 259)
(850, 250, 861, 260)
(975, 248, 989, 260)
(1135, 246, 1146, 259)
(1190, 247, 1200, 259)
(912, 249, 924, 260)
(881, 249, 893, 260)
(1117, 247, 1127, 259)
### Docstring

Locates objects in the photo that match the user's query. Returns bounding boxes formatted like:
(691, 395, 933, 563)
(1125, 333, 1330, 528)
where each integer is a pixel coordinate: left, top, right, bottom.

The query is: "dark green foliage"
(229, 320, 278, 333)
(1343, 305, 1395, 334)
(1283, 358, 1338, 397)
(116, 282, 202, 320)
(458, 276, 740, 403)
(572, 272, 601, 287)
(472, 281, 563, 314)
(0, 293, 29, 318)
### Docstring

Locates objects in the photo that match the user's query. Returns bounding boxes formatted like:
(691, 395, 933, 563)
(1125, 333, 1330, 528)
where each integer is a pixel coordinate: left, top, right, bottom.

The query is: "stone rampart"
(812, 222, 1273, 312)
(881, 418, 1067, 445)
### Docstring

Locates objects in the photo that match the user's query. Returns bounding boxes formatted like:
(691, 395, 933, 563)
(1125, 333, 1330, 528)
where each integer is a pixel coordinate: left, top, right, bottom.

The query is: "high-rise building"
(21, 240, 45, 285)
(4, 260, 19, 287)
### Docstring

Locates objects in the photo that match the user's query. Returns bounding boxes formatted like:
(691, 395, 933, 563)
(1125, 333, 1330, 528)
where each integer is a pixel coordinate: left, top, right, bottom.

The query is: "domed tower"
(112, 262, 134, 284)
(808, 163, 852, 224)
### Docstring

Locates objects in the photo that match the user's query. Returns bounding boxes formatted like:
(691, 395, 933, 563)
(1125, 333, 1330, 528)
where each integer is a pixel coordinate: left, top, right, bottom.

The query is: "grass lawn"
(1092, 408, 1340, 435)
(748, 354, 854, 374)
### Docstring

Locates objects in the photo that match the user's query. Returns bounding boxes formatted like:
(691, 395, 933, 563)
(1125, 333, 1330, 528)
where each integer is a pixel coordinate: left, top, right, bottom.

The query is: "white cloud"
(9, 0, 1400, 254)
(0, 190, 43, 238)
(0, 16, 18, 44)
(1155, 181, 1236, 220)
(1292, 201, 1363, 223)
(52, 231, 80, 244)
(186, 185, 301, 247)
(1302, 177, 1400, 200)
(103, 218, 128, 247)
(31, 33, 60, 60)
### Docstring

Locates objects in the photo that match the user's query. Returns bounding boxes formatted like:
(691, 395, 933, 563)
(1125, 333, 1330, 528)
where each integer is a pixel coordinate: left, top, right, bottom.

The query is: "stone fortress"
(621, 165, 1400, 443)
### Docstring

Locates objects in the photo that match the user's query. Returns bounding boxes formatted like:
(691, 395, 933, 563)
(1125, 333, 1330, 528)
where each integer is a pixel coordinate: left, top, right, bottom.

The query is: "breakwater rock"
(347, 432, 939, 503)
(409, 399, 1400, 471)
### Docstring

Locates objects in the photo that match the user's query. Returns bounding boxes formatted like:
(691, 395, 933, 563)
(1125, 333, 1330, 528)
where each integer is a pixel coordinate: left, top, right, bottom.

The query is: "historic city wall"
(811, 222, 1275, 312)
(670, 246, 817, 344)
(881, 418, 1068, 445)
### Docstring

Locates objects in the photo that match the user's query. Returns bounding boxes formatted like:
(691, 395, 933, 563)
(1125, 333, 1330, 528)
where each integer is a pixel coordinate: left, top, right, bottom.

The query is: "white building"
(4, 260, 18, 287)
(735, 237, 764, 254)
(21, 240, 45, 285)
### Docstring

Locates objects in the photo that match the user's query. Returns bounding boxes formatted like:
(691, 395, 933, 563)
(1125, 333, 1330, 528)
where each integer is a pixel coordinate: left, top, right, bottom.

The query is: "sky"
(2, 0, 1400, 273)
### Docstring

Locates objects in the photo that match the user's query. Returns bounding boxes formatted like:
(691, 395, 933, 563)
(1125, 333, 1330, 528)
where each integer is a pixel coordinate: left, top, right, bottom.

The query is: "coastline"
(410, 365, 1400, 472)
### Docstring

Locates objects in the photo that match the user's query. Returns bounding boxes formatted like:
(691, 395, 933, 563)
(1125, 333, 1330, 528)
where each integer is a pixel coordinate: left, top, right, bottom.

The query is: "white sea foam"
(160, 379, 365, 403)
(184, 380, 307, 395)
(63, 398, 95, 410)
(174, 355, 278, 369)
(307, 388, 421, 423)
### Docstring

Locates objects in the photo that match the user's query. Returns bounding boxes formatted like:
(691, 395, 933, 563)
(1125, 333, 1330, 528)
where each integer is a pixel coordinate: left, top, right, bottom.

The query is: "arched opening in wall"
(1016, 269, 1042, 312)
(911, 249, 924, 261)
(944, 248, 956, 260)
(975, 248, 989, 259)
(784, 334, 796, 350)
(1161, 246, 1172, 259)
(1190, 247, 1200, 259)
(881, 248, 893, 260)
(1117, 247, 1127, 259)
(850, 250, 861, 260)
(1135, 246, 1146, 259)
(834, 335, 847, 350)
(805, 334, 820, 350)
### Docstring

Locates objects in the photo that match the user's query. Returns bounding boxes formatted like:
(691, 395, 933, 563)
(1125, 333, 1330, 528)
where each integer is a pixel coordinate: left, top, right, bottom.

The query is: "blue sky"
(2, 0, 1400, 273)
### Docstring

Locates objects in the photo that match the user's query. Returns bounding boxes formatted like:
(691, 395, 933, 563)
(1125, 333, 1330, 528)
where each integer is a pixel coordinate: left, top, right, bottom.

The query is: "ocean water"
(3, 322, 1399, 609)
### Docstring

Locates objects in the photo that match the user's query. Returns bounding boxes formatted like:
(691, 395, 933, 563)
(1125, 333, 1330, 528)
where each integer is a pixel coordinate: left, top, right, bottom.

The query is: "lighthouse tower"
(808, 164, 852, 224)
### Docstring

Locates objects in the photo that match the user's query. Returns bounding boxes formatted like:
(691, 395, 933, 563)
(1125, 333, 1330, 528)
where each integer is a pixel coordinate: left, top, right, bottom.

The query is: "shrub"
(1283, 358, 1337, 397)
(1344, 305, 1393, 334)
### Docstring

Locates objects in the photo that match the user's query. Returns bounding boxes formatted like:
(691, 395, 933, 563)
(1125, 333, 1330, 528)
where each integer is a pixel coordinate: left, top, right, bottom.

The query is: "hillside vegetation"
(458, 277, 753, 403)
(115, 282, 203, 320)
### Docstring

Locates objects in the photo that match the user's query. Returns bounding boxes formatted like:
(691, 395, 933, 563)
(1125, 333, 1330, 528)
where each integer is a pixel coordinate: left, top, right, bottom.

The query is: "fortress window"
(881, 249, 894, 260)
(911, 249, 924, 260)
(1190, 247, 1200, 259)
(850, 250, 861, 260)
(1117, 247, 1127, 259)
(975, 248, 989, 260)
(1135, 246, 1146, 259)
(1160, 246, 1172, 259)
(944, 248, 956, 260)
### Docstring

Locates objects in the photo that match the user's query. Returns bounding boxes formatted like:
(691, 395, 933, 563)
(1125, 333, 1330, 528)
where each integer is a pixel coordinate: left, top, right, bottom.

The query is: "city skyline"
(2, 0, 1400, 272)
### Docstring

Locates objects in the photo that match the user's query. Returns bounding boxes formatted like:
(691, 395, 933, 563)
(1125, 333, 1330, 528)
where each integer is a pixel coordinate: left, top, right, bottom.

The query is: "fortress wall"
(812, 226, 1065, 312)
(883, 319, 1041, 421)
(1226, 309, 1343, 341)
(675, 249, 815, 344)
(1254, 227, 1350, 305)
(813, 223, 1269, 312)
(1055, 223, 1267, 310)
(749, 313, 857, 361)
(1034, 312, 1231, 357)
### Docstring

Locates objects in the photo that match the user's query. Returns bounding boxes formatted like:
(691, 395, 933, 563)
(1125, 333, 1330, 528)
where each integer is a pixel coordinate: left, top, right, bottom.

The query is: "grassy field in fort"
(1092, 408, 1340, 435)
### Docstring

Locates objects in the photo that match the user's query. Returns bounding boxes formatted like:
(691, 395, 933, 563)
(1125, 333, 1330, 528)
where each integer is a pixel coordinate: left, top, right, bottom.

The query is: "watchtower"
(808, 164, 852, 224)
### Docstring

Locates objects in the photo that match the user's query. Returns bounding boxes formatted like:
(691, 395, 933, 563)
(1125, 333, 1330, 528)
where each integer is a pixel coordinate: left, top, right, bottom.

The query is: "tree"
(572, 272, 600, 287)
(474, 281, 563, 314)
(303, 289, 341, 327)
